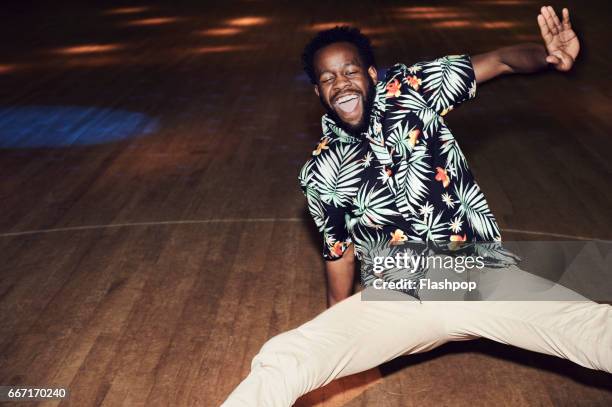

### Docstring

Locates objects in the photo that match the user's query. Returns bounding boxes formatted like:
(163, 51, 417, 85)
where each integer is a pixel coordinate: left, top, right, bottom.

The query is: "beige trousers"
(221, 266, 612, 406)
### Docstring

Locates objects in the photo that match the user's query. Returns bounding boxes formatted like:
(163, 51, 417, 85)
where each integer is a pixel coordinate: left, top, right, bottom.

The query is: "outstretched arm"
(472, 6, 580, 84)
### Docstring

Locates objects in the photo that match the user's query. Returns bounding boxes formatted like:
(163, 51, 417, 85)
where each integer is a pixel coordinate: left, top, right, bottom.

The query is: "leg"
(436, 264, 612, 372)
(440, 299, 612, 372)
(222, 266, 612, 406)
(221, 288, 453, 406)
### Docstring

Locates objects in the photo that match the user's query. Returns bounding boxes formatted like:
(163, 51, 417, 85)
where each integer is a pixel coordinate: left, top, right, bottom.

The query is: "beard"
(320, 77, 377, 137)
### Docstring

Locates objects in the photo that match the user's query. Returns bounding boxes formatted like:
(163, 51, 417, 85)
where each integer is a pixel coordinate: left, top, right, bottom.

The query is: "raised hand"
(537, 6, 580, 71)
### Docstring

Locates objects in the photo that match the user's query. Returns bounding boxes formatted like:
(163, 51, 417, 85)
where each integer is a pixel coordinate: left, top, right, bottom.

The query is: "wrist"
(499, 43, 548, 74)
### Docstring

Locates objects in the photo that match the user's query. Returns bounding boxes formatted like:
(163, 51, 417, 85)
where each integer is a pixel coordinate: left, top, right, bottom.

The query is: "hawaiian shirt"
(299, 55, 516, 279)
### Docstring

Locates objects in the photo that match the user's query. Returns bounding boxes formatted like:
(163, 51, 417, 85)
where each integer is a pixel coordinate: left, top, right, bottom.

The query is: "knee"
(252, 331, 300, 371)
(248, 329, 324, 403)
(221, 335, 303, 407)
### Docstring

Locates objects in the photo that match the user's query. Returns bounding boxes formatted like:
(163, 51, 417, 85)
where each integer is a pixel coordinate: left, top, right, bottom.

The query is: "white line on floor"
(0, 220, 609, 242)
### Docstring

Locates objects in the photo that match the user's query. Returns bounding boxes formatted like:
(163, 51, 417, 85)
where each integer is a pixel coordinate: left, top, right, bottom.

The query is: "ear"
(314, 84, 320, 97)
(367, 66, 378, 84)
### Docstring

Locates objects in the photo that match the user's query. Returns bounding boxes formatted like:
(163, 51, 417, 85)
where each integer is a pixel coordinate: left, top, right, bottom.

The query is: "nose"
(333, 74, 351, 91)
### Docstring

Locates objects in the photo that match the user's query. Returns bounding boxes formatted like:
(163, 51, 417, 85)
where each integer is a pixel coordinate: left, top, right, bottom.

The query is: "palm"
(546, 28, 579, 58)
(537, 6, 580, 71)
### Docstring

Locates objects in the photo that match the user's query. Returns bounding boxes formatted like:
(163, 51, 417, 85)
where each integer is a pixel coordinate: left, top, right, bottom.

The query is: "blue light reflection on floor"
(0, 106, 159, 148)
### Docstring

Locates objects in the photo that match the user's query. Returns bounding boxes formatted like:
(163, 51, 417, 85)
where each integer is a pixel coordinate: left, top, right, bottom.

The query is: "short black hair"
(302, 26, 376, 85)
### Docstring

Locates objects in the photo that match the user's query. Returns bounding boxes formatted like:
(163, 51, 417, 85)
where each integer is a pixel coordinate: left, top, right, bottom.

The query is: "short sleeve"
(397, 55, 477, 115)
(299, 161, 352, 261)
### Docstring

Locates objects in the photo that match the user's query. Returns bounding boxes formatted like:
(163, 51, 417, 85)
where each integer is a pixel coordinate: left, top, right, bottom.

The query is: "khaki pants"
(221, 265, 612, 406)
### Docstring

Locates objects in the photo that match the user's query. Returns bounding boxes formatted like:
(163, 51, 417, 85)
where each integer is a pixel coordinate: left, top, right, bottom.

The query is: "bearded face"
(313, 42, 378, 135)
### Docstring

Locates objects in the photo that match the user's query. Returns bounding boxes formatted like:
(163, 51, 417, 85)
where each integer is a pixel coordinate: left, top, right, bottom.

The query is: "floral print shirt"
(299, 55, 514, 273)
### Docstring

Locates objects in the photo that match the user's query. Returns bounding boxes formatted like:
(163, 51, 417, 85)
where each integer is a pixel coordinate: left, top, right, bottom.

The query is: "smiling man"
(314, 41, 378, 135)
(221, 7, 611, 406)
(298, 9, 581, 306)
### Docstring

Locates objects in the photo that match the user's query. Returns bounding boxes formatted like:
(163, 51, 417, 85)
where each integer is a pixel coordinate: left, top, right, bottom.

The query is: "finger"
(546, 55, 560, 65)
(537, 14, 553, 42)
(562, 8, 572, 30)
(548, 6, 563, 32)
(551, 49, 574, 71)
(541, 6, 558, 35)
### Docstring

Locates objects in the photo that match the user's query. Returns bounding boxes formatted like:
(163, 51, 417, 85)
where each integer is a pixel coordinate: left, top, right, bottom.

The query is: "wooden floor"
(0, 0, 611, 405)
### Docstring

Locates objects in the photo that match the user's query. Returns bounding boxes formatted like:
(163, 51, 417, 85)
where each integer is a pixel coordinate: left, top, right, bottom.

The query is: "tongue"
(337, 98, 358, 113)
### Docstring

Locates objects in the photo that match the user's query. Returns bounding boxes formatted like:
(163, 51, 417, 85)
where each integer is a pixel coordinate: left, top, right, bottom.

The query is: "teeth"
(336, 94, 358, 104)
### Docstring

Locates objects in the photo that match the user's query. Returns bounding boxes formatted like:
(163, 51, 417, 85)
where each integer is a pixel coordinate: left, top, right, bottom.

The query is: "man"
(222, 6, 610, 406)
(299, 7, 577, 307)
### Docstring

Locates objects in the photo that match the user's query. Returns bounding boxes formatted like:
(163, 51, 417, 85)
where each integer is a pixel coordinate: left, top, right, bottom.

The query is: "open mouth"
(333, 93, 360, 114)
